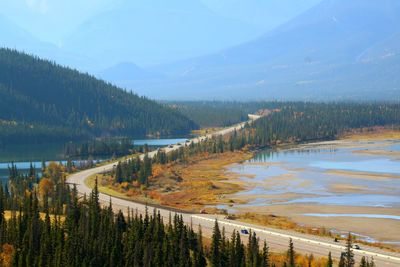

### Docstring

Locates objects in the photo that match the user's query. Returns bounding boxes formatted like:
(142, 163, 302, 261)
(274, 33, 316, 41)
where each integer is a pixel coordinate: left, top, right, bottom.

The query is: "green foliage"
(0, 48, 197, 144)
(287, 238, 295, 267)
(168, 101, 288, 128)
(247, 102, 400, 146)
(112, 154, 152, 185)
(64, 137, 134, 158)
(169, 101, 249, 127)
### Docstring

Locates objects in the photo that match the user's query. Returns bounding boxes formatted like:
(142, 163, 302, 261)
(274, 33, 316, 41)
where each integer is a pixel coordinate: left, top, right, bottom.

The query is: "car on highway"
(240, 229, 249, 235)
(353, 244, 361, 250)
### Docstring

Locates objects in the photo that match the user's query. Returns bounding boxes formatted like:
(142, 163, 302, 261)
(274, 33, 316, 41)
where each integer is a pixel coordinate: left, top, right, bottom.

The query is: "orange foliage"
(0, 244, 14, 267)
(120, 182, 130, 190)
(38, 178, 54, 196)
(151, 164, 164, 177)
(268, 253, 328, 267)
(126, 189, 140, 197)
(147, 190, 161, 200)
(44, 162, 65, 183)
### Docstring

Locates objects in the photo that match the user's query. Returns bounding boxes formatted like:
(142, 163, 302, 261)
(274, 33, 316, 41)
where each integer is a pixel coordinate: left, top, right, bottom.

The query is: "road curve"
(67, 117, 400, 266)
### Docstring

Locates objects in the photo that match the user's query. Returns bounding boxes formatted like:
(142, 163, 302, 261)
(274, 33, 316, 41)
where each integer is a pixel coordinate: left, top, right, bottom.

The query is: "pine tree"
(327, 252, 333, 267)
(211, 220, 221, 267)
(344, 233, 355, 267)
(339, 252, 346, 267)
(360, 256, 367, 267)
(287, 238, 295, 267)
(370, 257, 375, 267)
(262, 241, 269, 267)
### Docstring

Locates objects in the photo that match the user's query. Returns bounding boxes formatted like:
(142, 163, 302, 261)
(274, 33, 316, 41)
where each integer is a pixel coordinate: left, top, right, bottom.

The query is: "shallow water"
(0, 137, 190, 180)
(226, 139, 400, 209)
(0, 159, 103, 181)
(303, 213, 400, 220)
(133, 138, 188, 146)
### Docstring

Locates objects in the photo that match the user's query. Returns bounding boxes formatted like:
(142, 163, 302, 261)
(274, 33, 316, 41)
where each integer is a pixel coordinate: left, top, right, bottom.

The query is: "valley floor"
(87, 128, 400, 251)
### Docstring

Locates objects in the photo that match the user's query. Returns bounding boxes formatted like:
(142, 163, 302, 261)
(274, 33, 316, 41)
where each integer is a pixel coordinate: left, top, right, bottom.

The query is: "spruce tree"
(287, 238, 295, 267)
(345, 233, 355, 267)
(211, 220, 221, 267)
(327, 252, 333, 267)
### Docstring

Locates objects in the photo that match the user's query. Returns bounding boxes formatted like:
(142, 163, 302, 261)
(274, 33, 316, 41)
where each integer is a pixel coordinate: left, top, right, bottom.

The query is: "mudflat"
(219, 131, 400, 246)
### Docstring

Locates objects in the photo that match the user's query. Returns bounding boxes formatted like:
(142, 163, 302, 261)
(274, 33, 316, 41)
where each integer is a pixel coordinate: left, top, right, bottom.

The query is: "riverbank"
(216, 130, 400, 250)
(87, 151, 253, 212)
(84, 128, 400, 251)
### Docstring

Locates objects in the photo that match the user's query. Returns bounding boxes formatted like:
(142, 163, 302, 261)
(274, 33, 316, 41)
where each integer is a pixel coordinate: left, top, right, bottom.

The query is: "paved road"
(67, 117, 400, 266)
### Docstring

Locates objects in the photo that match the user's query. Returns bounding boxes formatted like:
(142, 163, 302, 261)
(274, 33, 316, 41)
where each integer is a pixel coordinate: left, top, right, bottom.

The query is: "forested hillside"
(0, 49, 197, 144)
(168, 101, 283, 128)
(247, 102, 400, 146)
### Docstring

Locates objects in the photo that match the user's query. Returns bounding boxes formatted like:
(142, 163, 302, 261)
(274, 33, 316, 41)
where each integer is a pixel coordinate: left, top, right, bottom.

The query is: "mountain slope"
(63, 0, 262, 67)
(137, 0, 400, 100)
(0, 49, 197, 144)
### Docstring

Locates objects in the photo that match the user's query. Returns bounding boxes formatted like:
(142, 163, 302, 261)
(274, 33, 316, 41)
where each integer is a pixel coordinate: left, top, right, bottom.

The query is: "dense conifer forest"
(0, 49, 197, 144)
(112, 102, 400, 187)
(168, 101, 285, 128)
(0, 163, 360, 267)
(246, 102, 400, 146)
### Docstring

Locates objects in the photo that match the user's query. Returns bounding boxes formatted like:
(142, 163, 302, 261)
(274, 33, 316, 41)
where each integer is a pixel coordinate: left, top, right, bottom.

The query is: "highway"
(67, 116, 400, 266)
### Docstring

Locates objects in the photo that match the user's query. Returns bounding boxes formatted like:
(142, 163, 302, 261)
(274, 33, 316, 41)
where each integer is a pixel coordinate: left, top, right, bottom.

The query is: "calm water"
(0, 137, 189, 180)
(225, 140, 400, 210)
(133, 138, 188, 146)
(303, 213, 400, 220)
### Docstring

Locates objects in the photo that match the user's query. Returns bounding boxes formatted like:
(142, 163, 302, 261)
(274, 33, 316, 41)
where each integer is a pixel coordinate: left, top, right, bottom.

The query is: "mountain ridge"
(122, 0, 400, 100)
(0, 48, 197, 144)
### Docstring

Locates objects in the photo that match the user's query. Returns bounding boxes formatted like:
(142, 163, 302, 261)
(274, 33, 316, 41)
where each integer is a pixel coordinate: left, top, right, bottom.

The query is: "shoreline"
(84, 128, 400, 249)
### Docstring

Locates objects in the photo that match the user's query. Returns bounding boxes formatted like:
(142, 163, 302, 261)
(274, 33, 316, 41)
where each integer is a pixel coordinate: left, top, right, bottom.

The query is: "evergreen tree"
(327, 252, 333, 267)
(211, 220, 222, 267)
(344, 233, 355, 267)
(287, 238, 295, 267)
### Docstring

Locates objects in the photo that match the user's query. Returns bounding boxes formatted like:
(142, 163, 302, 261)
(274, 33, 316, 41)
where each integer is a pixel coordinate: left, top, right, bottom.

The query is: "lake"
(217, 138, 400, 244)
(0, 137, 189, 180)
(224, 139, 400, 208)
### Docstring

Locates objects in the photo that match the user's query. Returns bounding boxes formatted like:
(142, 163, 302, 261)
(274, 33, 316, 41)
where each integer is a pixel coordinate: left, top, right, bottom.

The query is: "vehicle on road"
(353, 244, 361, 250)
(240, 229, 249, 235)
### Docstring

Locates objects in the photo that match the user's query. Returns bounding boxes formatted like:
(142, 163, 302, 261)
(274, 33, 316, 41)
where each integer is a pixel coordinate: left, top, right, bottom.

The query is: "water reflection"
(226, 139, 400, 208)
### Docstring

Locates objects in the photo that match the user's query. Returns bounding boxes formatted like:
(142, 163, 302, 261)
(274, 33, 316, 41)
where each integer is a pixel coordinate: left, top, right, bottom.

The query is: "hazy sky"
(0, 0, 116, 43)
(0, 0, 322, 44)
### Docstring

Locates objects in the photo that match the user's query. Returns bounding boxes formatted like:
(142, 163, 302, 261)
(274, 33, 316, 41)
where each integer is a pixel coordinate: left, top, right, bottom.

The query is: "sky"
(0, 0, 322, 44)
(0, 0, 116, 43)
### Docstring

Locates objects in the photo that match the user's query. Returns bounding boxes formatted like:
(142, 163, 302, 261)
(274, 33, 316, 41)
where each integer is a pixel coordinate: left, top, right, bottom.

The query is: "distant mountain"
(0, 49, 197, 144)
(0, 14, 98, 71)
(0, 15, 52, 53)
(202, 0, 323, 32)
(134, 0, 400, 100)
(63, 0, 262, 67)
(97, 62, 164, 90)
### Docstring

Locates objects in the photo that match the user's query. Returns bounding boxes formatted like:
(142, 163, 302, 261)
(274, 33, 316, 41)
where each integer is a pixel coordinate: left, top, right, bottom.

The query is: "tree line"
(0, 48, 197, 145)
(0, 163, 376, 267)
(64, 137, 135, 158)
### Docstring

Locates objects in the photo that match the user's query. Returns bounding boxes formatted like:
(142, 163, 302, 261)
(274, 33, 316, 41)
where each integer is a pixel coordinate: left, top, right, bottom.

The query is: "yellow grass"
(4, 211, 65, 222)
(340, 127, 400, 140)
(88, 151, 253, 212)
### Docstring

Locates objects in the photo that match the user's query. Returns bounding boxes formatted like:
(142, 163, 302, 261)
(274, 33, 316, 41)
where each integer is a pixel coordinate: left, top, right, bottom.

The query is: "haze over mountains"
(114, 0, 399, 100)
(1, 0, 399, 100)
